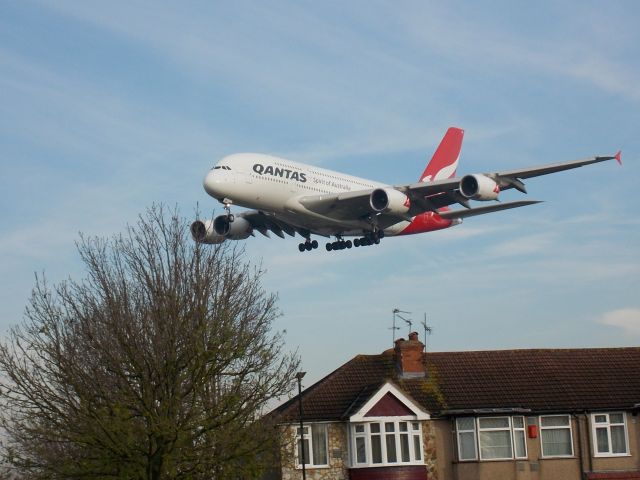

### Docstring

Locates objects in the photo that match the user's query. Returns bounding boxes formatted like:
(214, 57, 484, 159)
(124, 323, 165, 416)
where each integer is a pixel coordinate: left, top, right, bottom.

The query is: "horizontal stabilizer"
(438, 200, 542, 220)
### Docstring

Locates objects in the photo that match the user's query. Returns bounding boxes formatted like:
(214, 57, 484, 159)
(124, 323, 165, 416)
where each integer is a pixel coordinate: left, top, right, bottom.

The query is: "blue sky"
(1, 1, 639, 387)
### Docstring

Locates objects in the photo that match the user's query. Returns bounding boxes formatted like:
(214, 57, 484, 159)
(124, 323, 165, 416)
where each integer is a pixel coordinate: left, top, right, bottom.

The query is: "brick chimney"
(394, 332, 426, 378)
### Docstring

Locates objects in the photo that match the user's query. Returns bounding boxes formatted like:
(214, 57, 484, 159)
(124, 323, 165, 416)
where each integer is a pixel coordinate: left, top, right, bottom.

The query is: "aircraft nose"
(203, 169, 222, 198)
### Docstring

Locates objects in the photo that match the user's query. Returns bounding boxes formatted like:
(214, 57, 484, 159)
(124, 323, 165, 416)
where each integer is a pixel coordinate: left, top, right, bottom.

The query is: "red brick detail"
(350, 465, 428, 480)
(394, 333, 425, 376)
(586, 472, 640, 479)
(365, 392, 414, 417)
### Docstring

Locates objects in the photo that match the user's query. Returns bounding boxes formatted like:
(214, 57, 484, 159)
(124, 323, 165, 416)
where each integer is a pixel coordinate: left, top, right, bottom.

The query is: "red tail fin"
(419, 127, 464, 182)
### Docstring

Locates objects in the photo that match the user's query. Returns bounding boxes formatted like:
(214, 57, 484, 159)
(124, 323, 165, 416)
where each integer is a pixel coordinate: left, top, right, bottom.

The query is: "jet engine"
(190, 219, 226, 244)
(370, 188, 410, 215)
(212, 215, 252, 240)
(459, 174, 500, 201)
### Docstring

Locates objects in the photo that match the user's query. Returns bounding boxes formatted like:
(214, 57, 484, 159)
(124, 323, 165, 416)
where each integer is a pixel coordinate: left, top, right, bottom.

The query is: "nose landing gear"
(222, 198, 234, 222)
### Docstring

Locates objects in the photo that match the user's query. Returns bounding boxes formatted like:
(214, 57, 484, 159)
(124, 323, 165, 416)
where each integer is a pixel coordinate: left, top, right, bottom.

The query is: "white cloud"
(600, 309, 640, 336)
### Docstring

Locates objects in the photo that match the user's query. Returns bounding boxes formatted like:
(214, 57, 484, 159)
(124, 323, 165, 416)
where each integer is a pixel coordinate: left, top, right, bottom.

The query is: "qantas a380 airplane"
(191, 127, 621, 253)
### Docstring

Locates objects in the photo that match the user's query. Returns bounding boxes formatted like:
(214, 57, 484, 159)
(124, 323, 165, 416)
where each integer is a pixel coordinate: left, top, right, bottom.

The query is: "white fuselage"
(204, 153, 411, 236)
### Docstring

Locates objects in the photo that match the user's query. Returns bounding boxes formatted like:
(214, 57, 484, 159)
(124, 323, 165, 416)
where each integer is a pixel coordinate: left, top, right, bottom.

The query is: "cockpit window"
(211, 166, 232, 170)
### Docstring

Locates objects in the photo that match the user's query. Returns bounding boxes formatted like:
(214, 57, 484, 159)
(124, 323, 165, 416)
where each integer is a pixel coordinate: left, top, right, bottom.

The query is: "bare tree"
(0, 205, 298, 479)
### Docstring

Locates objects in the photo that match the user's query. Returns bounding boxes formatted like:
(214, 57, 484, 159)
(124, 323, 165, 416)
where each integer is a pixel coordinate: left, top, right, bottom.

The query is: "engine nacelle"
(212, 215, 252, 240)
(190, 220, 226, 244)
(370, 188, 410, 215)
(459, 174, 500, 201)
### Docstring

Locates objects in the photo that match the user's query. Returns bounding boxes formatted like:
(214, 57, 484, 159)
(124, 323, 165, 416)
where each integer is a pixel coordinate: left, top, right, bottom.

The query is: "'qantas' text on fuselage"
(252, 163, 307, 183)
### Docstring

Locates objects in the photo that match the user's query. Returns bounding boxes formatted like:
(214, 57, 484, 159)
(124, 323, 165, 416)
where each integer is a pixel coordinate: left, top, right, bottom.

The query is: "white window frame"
(539, 415, 574, 458)
(456, 417, 478, 461)
(296, 423, 329, 469)
(478, 417, 513, 461)
(591, 412, 630, 457)
(456, 416, 527, 462)
(349, 418, 424, 468)
(512, 416, 528, 460)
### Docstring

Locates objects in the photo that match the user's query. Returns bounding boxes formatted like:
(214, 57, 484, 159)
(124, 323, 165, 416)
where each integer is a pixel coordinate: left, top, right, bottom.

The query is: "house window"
(456, 418, 478, 461)
(591, 413, 629, 456)
(540, 415, 573, 457)
(513, 416, 527, 459)
(456, 416, 527, 461)
(296, 424, 328, 467)
(478, 417, 513, 460)
(350, 421, 423, 467)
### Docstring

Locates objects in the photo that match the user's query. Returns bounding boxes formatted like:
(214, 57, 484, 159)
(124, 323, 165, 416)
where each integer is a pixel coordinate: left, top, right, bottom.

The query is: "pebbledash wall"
(271, 335, 640, 480)
(280, 423, 347, 480)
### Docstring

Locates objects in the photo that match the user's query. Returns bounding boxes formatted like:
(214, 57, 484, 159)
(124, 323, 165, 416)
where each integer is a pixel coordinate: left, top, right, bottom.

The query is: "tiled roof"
(273, 347, 640, 422)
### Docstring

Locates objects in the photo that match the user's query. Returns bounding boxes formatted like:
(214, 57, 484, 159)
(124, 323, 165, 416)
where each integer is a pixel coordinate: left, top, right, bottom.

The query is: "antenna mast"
(391, 308, 410, 345)
(420, 313, 433, 352)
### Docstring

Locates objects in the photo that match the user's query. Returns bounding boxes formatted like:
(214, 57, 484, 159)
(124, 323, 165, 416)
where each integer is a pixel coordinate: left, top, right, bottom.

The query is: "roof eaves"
(440, 407, 533, 417)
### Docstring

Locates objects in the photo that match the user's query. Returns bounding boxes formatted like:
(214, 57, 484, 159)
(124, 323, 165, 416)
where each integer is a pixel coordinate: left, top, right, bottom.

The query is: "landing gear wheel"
(299, 238, 319, 252)
(326, 243, 333, 251)
(222, 199, 234, 223)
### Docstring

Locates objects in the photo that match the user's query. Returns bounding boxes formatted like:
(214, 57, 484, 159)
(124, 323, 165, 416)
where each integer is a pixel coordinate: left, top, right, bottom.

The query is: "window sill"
(593, 453, 632, 458)
(540, 456, 577, 460)
(455, 458, 528, 464)
(351, 462, 426, 468)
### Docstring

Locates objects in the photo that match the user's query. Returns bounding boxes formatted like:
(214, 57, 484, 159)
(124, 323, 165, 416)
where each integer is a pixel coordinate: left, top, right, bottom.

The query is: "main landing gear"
(298, 239, 319, 252)
(326, 239, 352, 251)
(298, 230, 385, 253)
(325, 230, 385, 252)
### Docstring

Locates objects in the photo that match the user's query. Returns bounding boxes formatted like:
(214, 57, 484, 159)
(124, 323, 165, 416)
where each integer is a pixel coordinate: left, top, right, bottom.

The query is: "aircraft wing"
(493, 152, 621, 181)
(297, 152, 620, 222)
(403, 153, 621, 205)
(298, 189, 385, 219)
(235, 210, 308, 238)
(437, 200, 542, 219)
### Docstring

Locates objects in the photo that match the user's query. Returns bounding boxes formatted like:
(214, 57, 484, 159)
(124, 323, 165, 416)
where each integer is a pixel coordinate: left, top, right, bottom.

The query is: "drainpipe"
(574, 413, 585, 480)
(296, 372, 307, 480)
(585, 412, 593, 474)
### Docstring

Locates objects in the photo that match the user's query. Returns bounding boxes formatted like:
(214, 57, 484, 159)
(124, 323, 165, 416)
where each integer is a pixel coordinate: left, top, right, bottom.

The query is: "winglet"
(615, 150, 622, 165)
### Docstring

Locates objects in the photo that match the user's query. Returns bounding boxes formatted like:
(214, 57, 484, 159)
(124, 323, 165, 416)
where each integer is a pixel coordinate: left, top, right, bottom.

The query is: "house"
(272, 333, 640, 480)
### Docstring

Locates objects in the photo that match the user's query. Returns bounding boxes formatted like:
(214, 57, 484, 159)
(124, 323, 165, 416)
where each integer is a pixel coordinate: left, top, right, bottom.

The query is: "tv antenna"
(420, 313, 433, 351)
(391, 308, 411, 345)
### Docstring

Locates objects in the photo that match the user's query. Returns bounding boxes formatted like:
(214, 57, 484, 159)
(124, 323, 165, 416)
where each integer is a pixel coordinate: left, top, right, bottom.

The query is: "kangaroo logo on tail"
(419, 127, 464, 182)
